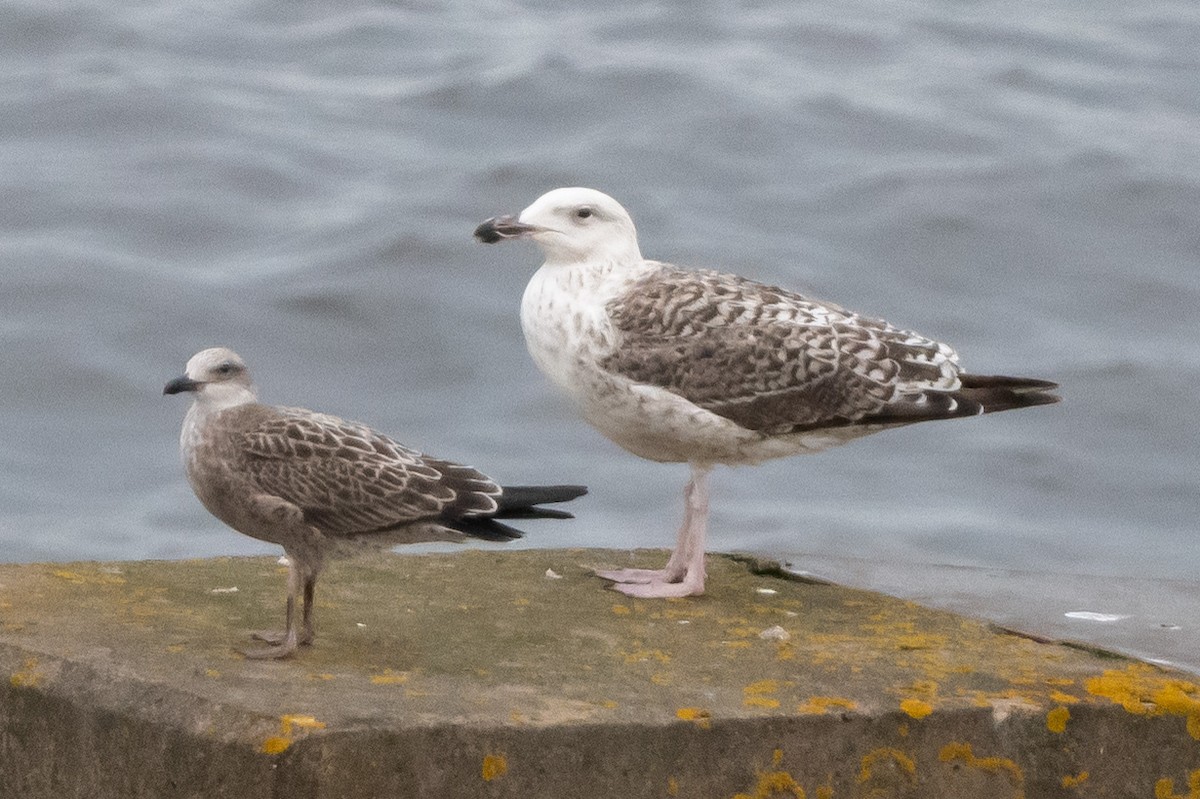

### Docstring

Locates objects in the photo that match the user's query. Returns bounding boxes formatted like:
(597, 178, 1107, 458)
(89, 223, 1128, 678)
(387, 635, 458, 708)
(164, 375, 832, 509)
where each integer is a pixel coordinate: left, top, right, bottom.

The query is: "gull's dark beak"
(474, 215, 540, 244)
(163, 375, 201, 396)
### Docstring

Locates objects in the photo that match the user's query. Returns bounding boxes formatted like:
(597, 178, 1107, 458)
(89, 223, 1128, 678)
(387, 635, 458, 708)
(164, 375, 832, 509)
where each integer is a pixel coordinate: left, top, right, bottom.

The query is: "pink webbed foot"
(594, 567, 685, 585)
(608, 574, 705, 599)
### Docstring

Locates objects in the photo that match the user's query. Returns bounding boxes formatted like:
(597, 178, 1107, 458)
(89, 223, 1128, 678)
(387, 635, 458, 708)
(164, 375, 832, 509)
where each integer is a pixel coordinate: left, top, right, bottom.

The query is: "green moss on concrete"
(0, 550, 1197, 798)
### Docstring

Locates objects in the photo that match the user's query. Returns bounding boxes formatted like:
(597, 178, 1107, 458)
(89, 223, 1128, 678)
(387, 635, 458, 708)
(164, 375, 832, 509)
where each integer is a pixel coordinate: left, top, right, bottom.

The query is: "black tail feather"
(446, 517, 527, 542)
(957, 374, 1061, 414)
(443, 484, 587, 542)
(496, 485, 588, 518)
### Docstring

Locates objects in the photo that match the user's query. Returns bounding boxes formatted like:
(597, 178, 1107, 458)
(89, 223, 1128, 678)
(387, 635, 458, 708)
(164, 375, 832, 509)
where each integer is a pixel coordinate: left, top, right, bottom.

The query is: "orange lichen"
(797, 696, 857, 715)
(1155, 770, 1200, 799)
(481, 753, 508, 781)
(938, 743, 1024, 795)
(611, 604, 631, 616)
(1049, 690, 1079, 705)
(623, 648, 671, 665)
(1086, 664, 1200, 738)
(858, 747, 917, 784)
(9, 657, 42, 688)
(676, 707, 712, 729)
(1061, 771, 1089, 789)
(733, 749, 806, 799)
(900, 699, 933, 719)
(744, 680, 783, 709)
(667, 776, 679, 796)
(260, 714, 326, 755)
(1046, 706, 1070, 734)
(370, 669, 409, 685)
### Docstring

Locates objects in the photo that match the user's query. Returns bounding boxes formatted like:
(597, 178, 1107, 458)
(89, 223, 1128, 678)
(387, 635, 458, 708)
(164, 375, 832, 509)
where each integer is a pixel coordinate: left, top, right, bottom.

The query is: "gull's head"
(163, 347, 257, 410)
(474, 187, 642, 266)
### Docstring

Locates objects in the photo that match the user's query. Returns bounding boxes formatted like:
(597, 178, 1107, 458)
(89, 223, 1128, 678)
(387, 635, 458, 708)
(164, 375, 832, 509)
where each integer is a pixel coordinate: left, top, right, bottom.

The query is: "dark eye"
(216, 362, 236, 375)
(575, 207, 593, 219)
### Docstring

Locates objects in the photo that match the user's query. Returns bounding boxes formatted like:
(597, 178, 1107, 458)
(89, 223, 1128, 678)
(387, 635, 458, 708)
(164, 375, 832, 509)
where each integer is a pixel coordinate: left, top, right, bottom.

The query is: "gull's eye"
(215, 362, 236, 376)
(575, 207, 593, 220)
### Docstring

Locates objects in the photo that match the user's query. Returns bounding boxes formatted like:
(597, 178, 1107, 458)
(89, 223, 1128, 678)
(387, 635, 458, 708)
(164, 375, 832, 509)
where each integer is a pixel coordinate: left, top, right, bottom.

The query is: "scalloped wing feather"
(237, 407, 501, 536)
(601, 266, 963, 433)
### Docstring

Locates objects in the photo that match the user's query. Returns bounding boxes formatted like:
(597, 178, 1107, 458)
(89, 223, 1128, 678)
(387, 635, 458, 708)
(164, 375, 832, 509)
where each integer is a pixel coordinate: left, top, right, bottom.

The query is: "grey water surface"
(1, 1, 1198, 667)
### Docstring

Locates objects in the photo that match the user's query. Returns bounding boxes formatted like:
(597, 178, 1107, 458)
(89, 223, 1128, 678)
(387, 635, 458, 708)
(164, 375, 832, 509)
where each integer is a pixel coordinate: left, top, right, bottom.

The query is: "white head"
(475, 187, 643, 266)
(163, 347, 257, 411)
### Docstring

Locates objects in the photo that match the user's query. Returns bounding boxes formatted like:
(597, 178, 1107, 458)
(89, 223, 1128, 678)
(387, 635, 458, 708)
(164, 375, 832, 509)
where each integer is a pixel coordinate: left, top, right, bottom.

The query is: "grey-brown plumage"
(164, 347, 586, 659)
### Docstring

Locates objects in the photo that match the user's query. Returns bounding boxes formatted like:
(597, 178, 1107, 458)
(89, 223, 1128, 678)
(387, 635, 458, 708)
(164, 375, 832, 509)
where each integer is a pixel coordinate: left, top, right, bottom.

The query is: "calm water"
(1, 1, 1198, 651)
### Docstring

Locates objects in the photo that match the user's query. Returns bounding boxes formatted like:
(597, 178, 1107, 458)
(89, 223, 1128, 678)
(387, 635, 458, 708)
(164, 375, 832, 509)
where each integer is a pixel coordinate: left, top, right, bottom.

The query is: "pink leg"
(609, 464, 711, 598)
(595, 475, 694, 585)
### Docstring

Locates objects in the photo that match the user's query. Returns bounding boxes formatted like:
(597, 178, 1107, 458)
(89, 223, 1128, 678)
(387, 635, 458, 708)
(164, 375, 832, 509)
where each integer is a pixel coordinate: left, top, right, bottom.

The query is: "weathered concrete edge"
(2, 552, 1199, 799)
(3, 648, 1194, 799)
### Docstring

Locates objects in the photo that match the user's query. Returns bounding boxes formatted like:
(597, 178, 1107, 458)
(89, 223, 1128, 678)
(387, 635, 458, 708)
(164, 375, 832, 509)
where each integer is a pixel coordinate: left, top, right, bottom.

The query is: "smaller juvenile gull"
(164, 347, 586, 659)
(475, 187, 1059, 599)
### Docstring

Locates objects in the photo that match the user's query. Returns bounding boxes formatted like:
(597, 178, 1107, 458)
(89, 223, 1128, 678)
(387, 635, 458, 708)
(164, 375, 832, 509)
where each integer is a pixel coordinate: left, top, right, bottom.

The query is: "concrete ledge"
(1, 550, 1197, 798)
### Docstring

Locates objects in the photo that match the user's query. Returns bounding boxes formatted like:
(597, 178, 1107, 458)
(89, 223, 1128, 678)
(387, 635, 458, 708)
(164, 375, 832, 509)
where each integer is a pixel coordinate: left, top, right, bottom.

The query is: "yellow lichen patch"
(1046, 706, 1070, 734)
(52, 570, 86, 583)
(204, 669, 221, 679)
(938, 743, 1024, 794)
(370, 669, 409, 685)
(775, 643, 796, 661)
(611, 604, 631, 616)
(858, 747, 917, 784)
(1086, 664, 1200, 738)
(260, 713, 327, 754)
(281, 714, 325, 734)
(481, 753, 508, 782)
(895, 633, 946, 651)
(1154, 770, 1200, 799)
(1061, 772, 1089, 789)
(9, 657, 43, 688)
(622, 648, 671, 665)
(165, 644, 185, 653)
(815, 787, 833, 799)
(650, 672, 672, 686)
(900, 699, 933, 719)
(676, 707, 712, 729)
(1049, 690, 1079, 705)
(49, 569, 125, 586)
(732, 749, 805, 799)
(796, 696, 857, 715)
(744, 679, 782, 710)
(667, 776, 679, 796)
(260, 736, 291, 755)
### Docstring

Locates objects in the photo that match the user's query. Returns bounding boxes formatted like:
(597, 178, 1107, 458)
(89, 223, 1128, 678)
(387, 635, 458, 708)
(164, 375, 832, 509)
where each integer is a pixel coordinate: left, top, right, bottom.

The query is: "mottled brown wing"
(237, 407, 501, 536)
(600, 266, 962, 433)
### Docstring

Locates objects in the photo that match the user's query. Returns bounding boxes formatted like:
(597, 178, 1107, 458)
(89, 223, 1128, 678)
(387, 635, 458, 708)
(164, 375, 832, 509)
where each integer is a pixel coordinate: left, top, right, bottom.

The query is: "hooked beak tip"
(474, 215, 538, 244)
(163, 376, 200, 396)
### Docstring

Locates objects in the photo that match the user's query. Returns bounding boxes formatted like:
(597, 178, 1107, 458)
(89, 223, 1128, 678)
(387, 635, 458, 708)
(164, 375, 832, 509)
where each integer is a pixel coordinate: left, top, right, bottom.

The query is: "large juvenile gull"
(475, 187, 1059, 599)
(164, 347, 586, 658)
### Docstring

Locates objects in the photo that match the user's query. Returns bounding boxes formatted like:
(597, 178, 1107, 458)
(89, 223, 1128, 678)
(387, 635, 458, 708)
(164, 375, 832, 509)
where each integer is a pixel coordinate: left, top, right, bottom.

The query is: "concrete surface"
(780, 551, 1200, 677)
(1, 549, 1198, 798)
